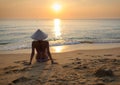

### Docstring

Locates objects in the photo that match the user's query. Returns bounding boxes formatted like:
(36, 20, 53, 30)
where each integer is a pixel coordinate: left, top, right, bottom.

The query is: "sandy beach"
(0, 44, 120, 85)
(0, 0, 120, 84)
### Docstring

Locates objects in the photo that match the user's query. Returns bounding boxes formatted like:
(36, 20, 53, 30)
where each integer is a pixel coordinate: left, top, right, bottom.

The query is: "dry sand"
(0, 45, 120, 85)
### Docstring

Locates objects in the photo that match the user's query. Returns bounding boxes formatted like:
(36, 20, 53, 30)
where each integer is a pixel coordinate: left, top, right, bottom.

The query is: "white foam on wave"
(1, 38, 120, 51)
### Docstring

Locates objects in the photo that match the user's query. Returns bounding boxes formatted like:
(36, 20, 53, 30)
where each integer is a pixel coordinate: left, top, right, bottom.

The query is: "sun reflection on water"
(55, 46, 62, 52)
(53, 19, 63, 52)
(54, 19, 62, 39)
(53, 46, 64, 53)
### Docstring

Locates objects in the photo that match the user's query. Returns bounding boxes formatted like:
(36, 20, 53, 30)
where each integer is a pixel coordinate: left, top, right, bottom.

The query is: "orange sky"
(0, 0, 120, 19)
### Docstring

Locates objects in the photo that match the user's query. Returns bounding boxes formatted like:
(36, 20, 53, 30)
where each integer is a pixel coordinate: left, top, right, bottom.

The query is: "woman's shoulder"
(32, 40, 49, 44)
(43, 40, 49, 43)
(32, 41, 37, 44)
(42, 41, 49, 45)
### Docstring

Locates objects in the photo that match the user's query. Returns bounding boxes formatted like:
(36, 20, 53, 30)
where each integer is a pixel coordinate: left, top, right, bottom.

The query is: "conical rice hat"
(31, 29, 48, 40)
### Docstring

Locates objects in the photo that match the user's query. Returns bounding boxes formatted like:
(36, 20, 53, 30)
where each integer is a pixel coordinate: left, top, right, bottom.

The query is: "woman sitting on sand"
(29, 29, 54, 65)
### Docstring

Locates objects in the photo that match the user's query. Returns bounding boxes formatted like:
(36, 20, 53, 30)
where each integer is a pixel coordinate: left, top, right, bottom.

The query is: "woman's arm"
(46, 41, 54, 64)
(29, 41, 35, 65)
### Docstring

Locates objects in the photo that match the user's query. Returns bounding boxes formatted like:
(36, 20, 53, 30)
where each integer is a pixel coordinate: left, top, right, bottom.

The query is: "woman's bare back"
(29, 40, 53, 64)
(32, 40, 49, 62)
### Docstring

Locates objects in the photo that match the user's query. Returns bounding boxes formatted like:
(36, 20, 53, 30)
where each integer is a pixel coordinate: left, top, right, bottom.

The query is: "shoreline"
(0, 43, 120, 54)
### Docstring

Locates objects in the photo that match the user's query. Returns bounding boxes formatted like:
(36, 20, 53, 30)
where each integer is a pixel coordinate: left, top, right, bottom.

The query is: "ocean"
(0, 19, 120, 51)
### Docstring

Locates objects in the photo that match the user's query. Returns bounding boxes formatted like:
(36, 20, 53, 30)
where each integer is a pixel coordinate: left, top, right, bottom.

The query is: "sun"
(52, 3, 61, 12)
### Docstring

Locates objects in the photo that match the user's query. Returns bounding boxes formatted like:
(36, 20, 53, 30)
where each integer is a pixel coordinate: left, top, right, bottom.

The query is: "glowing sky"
(0, 0, 120, 19)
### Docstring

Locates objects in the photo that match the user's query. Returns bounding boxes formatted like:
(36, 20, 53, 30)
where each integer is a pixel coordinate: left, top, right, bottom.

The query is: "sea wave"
(1, 39, 120, 51)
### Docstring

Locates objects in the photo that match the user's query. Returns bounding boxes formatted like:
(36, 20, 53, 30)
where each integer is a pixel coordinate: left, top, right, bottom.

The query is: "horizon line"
(0, 17, 120, 20)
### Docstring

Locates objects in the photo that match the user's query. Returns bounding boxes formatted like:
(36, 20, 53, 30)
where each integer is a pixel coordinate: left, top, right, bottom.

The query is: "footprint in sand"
(116, 55, 120, 57)
(3, 66, 31, 74)
(3, 65, 19, 70)
(104, 54, 113, 56)
(12, 76, 31, 84)
(14, 60, 29, 66)
(1, 61, 33, 75)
